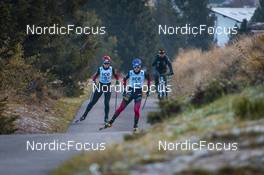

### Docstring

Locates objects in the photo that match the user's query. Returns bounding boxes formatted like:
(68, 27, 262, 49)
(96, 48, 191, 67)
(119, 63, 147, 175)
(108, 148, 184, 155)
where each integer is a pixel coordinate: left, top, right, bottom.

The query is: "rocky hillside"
(52, 34, 264, 175)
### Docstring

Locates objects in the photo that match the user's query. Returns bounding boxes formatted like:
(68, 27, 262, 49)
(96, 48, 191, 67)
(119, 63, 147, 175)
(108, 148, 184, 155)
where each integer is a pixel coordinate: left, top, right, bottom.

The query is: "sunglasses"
(134, 66, 141, 69)
(103, 62, 110, 65)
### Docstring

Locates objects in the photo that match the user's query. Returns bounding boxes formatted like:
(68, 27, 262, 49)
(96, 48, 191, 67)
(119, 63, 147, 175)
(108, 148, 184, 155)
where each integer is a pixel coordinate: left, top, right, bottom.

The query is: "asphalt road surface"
(0, 94, 158, 175)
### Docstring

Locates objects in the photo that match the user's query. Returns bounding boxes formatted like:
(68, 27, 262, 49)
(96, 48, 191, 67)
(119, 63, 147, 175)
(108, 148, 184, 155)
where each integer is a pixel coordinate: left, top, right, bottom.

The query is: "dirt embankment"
(2, 86, 89, 134)
(51, 35, 264, 175)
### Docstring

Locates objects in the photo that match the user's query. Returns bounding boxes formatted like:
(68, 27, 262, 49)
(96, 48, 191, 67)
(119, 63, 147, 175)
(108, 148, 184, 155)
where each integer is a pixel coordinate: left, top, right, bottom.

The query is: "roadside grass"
(51, 87, 90, 132)
(52, 85, 264, 175)
(171, 35, 264, 100)
(232, 86, 264, 120)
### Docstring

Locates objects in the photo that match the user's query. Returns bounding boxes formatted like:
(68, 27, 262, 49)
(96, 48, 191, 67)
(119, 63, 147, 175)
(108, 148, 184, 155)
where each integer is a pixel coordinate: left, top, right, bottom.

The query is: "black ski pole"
(142, 95, 148, 110)
(115, 91, 117, 111)
(74, 82, 95, 123)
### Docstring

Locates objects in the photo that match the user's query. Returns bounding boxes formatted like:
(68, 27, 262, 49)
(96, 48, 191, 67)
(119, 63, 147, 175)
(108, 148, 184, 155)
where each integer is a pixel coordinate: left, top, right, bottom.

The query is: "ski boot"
(74, 115, 86, 123)
(133, 127, 139, 133)
(99, 122, 112, 131)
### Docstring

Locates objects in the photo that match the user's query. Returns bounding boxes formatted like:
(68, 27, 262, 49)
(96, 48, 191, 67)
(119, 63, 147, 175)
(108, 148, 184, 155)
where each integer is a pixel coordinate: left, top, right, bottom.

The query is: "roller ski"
(99, 122, 112, 131)
(133, 127, 139, 133)
(74, 116, 86, 123)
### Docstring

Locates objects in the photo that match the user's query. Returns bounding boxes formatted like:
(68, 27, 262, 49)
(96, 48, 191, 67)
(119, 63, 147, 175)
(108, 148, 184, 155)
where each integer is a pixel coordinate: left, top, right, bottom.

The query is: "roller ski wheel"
(99, 122, 112, 131)
(133, 127, 139, 133)
(74, 116, 86, 123)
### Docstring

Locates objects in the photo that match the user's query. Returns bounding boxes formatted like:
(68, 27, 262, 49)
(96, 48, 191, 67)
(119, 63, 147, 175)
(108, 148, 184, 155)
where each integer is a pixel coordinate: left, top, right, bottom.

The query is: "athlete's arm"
(123, 72, 130, 88)
(112, 68, 119, 80)
(145, 73, 151, 95)
(166, 56, 174, 74)
(152, 56, 158, 67)
(92, 68, 100, 81)
(145, 73, 151, 89)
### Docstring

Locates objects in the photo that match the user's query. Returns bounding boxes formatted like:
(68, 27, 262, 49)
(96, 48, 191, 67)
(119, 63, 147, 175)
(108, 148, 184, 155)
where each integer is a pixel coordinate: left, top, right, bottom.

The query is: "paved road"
(0, 94, 158, 175)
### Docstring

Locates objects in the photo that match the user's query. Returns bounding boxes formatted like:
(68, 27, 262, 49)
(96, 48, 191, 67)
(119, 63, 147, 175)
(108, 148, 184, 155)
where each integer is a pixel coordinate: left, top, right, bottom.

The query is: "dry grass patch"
(171, 34, 264, 99)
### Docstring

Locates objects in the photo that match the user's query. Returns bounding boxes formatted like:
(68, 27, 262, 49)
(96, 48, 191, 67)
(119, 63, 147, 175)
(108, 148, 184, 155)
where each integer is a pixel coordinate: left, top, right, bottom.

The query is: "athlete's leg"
(109, 96, 133, 124)
(104, 91, 111, 122)
(154, 71, 160, 93)
(133, 96, 142, 128)
(164, 76, 168, 98)
(81, 90, 103, 119)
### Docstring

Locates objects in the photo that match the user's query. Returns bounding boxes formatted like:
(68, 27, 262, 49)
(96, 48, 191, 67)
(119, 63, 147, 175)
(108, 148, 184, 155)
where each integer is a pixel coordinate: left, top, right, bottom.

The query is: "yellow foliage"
(171, 34, 264, 99)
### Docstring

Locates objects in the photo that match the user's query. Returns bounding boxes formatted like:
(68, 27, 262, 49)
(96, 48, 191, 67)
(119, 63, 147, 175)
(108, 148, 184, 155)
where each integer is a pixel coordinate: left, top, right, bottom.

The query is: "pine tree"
(175, 0, 215, 50)
(252, 0, 264, 22)
(1, 0, 104, 96)
(229, 19, 250, 43)
(89, 0, 159, 70)
(239, 19, 250, 33)
(153, 0, 183, 58)
(0, 1, 14, 55)
(0, 97, 18, 134)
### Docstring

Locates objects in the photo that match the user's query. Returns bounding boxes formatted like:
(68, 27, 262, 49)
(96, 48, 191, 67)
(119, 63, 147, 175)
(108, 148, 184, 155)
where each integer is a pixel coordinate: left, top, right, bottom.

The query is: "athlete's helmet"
(132, 58, 142, 68)
(103, 55, 111, 64)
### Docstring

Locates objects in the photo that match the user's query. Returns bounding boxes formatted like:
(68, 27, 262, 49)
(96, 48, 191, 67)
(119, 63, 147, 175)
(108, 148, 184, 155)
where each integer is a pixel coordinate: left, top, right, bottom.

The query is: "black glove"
(123, 90, 126, 96)
(115, 80, 120, 85)
(169, 72, 174, 76)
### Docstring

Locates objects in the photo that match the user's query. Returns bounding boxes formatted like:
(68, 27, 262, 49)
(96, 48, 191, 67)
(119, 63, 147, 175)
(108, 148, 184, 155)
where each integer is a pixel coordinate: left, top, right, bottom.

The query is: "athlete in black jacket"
(152, 49, 174, 92)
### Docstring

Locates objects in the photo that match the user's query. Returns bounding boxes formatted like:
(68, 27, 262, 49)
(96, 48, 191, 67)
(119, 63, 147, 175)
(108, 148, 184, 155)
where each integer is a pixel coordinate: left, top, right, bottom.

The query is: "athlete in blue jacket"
(102, 58, 151, 132)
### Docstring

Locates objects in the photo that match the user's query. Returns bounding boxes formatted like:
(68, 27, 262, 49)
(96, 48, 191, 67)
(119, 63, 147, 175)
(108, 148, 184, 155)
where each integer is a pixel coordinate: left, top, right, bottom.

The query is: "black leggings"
(110, 89, 142, 128)
(82, 89, 111, 121)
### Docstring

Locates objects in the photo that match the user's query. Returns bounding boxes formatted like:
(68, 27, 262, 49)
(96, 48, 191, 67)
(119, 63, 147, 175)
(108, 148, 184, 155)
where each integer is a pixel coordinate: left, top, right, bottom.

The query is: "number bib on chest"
(99, 66, 112, 84)
(129, 70, 145, 89)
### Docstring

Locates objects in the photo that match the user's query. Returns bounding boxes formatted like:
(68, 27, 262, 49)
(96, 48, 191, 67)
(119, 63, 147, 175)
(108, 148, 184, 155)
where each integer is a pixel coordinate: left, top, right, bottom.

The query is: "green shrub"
(159, 99, 182, 116)
(147, 99, 182, 124)
(65, 82, 84, 97)
(191, 79, 240, 105)
(232, 96, 250, 119)
(0, 97, 18, 134)
(179, 166, 263, 175)
(233, 95, 264, 120)
(147, 112, 163, 124)
(124, 131, 146, 141)
(251, 98, 264, 117)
